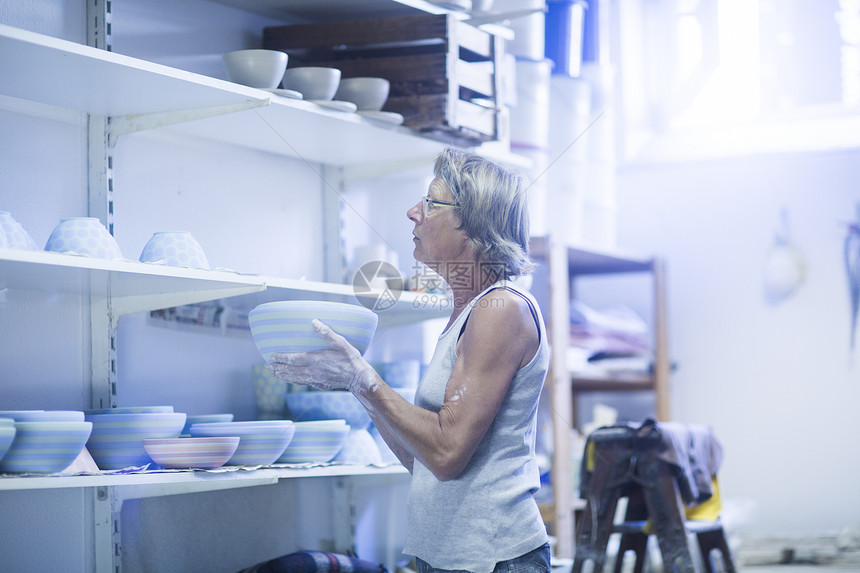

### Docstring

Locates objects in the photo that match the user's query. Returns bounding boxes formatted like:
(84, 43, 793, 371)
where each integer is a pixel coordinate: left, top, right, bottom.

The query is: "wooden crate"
(263, 13, 506, 147)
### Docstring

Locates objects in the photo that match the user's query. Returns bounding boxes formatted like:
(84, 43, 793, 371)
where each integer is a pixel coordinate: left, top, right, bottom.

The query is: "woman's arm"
(269, 290, 538, 481)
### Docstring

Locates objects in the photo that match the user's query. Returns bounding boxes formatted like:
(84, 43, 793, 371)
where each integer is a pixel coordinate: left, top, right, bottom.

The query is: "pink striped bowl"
(142, 436, 240, 470)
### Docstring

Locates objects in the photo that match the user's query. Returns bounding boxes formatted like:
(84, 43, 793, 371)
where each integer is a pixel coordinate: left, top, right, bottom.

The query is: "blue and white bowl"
(0, 410, 85, 422)
(189, 420, 295, 466)
(180, 413, 234, 436)
(85, 412, 186, 470)
(139, 231, 210, 270)
(0, 418, 16, 463)
(248, 300, 378, 363)
(284, 391, 371, 430)
(0, 211, 38, 250)
(44, 217, 123, 259)
(0, 420, 92, 474)
(85, 406, 174, 415)
(276, 420, 350, 463)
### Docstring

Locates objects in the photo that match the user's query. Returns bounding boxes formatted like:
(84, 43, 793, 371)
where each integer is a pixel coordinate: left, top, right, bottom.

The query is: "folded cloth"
(237, 551, 388, 573)
(653, 421, 723, 506)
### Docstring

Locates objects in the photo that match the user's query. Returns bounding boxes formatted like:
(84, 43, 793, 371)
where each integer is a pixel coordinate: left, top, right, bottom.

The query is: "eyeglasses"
(421, 195, 457, 215)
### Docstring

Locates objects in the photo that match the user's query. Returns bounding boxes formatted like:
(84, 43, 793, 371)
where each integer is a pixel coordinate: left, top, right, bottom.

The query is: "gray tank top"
(402, 281, 550, 573)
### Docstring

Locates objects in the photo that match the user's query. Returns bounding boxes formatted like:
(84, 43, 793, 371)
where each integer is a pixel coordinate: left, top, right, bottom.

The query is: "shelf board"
(0, 248, 266, 319)
(529, 237, 655, 276)
(0, 24, 517, 167)
(0, 464, 409, 499)
(569, 373, 655, 392)
(0, 249, 449, 328)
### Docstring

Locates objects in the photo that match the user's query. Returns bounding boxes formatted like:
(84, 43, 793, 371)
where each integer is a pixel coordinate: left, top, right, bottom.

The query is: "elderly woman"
(269, 147, 551, 573)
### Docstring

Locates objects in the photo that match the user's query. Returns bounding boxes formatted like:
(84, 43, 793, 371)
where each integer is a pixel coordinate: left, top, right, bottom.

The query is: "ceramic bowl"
(142, 436, 240, 469)
(85, 412, 186, 470)
(0, 418, 16, 463)
(248, 300, 378, 363)
(0, 211, 39, 250)
(0, 420, 92, 474)
(281, 67, 341, 101)
(0, 410, 84, 422)
(222, 49, 288, 89)
(44, 217, 123, 259)
(252, 363, 286, 418)
(332, 428, 382, 465)
(276, 420, 350, 463)
(334, 77, 390, 111)
(139, 231, 210, 270)
(188, 420, 295, 466)
(180, 413, 234, 436)
(284, 391, 371, 430)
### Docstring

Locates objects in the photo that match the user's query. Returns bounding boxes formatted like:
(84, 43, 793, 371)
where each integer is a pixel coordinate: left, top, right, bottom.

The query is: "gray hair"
(433, 147, 534, 278)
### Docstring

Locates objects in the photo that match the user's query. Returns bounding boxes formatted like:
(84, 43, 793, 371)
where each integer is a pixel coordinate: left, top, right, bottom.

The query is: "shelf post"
(547, 236, 575, 558)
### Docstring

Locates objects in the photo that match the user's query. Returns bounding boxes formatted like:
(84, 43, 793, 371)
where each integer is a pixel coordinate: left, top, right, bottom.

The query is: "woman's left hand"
(266, 319, 372, 392)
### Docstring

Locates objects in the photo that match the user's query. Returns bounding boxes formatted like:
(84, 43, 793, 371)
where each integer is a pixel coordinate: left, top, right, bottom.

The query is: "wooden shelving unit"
(529, 236, 671, 558)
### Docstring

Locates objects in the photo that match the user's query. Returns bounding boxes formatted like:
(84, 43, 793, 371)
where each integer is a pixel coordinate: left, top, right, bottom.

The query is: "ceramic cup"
(44, 217, 123, 259)
(139, 231, 210, 270)
(0, 211, 39, 250)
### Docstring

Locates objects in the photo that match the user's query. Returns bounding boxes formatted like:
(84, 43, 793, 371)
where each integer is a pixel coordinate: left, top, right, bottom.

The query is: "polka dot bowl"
(0, 211, 39, 250)
(284, 391, 371, 430)
(139, 231, 210, 270)
(44, 217, 123, 259)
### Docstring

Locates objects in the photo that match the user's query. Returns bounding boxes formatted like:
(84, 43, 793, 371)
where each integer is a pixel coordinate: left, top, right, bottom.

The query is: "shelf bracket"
(107, 99, 269, 147)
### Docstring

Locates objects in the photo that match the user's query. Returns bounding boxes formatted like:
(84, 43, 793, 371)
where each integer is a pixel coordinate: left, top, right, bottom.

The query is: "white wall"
(614, 149, 860, 537)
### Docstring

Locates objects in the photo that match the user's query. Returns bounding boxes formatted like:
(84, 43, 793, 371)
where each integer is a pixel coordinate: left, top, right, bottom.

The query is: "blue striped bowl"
(0, 418, 17, 463)
(0, 420, 92, 474)
(284, 391, 371, 430)
(276, 420, 350, 463)
(85, 406, 174, 415)
(0, 410, 85, 422)
(189, 420, 295, 466)
(248, 301, 378, 362)
(85, 412, 186, 470)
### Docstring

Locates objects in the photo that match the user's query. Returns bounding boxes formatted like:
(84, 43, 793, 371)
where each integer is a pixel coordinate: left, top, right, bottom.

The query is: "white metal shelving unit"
(0, 1, 486, 568)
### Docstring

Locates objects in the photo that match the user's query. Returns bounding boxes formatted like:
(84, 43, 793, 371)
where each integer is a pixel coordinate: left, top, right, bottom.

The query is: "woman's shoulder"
(471, 286, 538, 329)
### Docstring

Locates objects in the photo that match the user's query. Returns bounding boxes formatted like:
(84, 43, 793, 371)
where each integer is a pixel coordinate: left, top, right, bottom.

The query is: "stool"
(572, 423, 736, 573)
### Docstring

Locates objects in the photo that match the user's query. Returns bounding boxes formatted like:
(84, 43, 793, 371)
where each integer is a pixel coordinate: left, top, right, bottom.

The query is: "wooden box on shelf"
(263, 13, 507, 147)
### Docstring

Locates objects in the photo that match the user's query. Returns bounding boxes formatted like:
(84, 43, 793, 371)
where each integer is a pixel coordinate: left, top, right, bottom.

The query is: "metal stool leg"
(695, 528, 736, 573)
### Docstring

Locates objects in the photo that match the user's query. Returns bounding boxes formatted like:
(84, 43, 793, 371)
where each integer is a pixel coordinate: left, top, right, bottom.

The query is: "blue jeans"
(415, 542, 551, 573)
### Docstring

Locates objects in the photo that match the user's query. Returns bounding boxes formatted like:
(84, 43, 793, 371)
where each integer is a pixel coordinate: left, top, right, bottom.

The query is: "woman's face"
(407, 177, 473, 270)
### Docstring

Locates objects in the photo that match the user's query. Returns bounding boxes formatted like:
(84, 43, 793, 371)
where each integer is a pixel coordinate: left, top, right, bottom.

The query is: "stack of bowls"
(0, 410, 92, 474)
(142, 436, 240, 470)
(276, 420, 350, 464)
(189, 420, 295, 466)
(84, 407, 186, 470)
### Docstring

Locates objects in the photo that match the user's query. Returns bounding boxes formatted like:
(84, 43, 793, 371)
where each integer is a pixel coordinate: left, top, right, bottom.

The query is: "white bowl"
(0, 420, 93, 474)
(85, 412, 187, 470)
(276, 420, 350, 463)
(0, 211, 38, 250)
(44, 217, 123, 259)
(334, 77, 390, 111)
(223, 49, 288, 89)
(139, 231, 210, 270)
(332, 428, 382, 465)
(284, 391, 371, 430)
(281, 67, 341, 101)
(143, 436, 240, 469)
(248, 300, 378, 363)
(188, 420, 295, 466)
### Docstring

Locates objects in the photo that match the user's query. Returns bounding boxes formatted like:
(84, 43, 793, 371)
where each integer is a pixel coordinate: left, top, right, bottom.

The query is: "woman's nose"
(407, 201, 423, 222)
